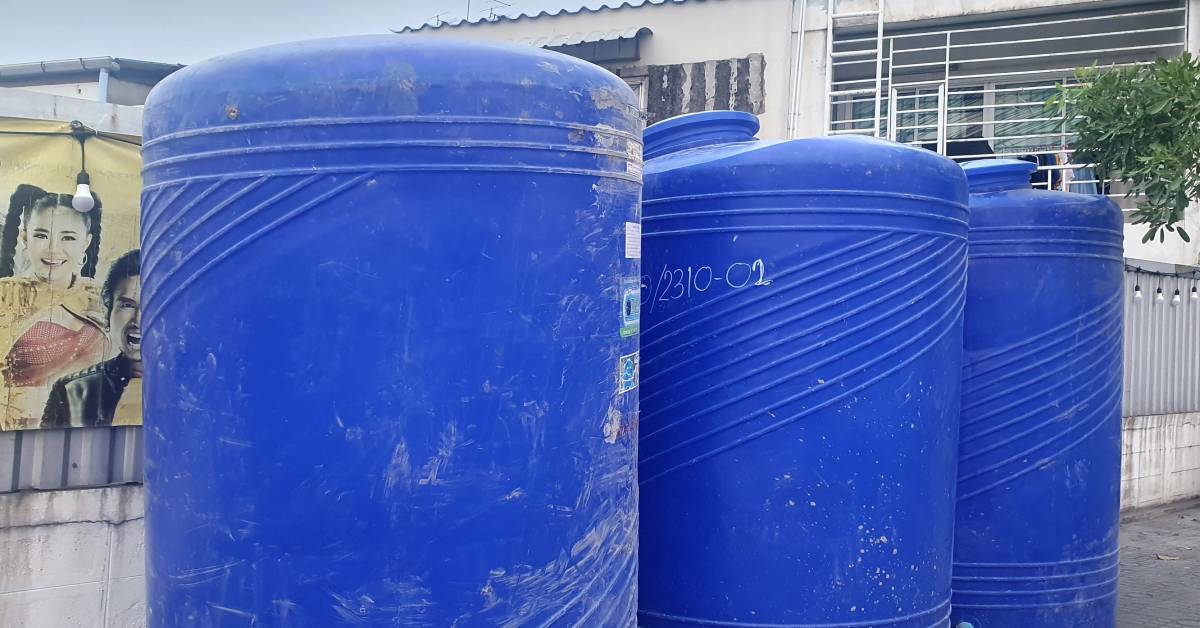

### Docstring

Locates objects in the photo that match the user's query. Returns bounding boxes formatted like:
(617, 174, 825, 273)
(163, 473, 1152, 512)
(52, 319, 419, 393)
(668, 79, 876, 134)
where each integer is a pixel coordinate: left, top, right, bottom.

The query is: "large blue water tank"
(638, 111, 969, 627)
(952, 159, 1123, 628)
(140, 36, 642, 626)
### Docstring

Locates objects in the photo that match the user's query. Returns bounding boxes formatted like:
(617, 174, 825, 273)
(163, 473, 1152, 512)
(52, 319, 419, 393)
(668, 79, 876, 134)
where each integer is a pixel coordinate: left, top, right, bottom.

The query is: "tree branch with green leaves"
(1051, 53, 1200, 243)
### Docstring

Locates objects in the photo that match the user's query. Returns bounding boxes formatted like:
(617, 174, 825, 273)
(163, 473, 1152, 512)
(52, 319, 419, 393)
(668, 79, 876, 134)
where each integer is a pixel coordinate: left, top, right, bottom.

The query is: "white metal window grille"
(827, 1, 1188, 197)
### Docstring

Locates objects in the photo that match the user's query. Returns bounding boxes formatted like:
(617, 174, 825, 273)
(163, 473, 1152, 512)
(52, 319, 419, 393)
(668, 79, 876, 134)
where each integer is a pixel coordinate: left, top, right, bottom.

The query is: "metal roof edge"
(514, 26, 653, 48)
(0, 57, 184, 83)
(392, 0, 703, 34)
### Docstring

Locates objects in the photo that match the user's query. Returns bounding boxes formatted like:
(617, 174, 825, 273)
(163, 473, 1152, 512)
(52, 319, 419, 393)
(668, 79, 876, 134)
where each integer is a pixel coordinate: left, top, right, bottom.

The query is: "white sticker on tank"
(625, 138, 643, 161)
(625, 222, 642, 259)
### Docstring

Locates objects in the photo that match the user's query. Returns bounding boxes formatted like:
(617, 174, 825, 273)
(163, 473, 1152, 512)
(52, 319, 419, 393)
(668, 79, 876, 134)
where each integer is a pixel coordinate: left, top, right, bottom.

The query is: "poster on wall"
(0, 117, 141, 431)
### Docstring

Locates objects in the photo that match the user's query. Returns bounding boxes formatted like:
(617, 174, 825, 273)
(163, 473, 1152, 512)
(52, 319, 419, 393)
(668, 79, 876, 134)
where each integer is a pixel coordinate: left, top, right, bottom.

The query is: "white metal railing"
(825, 0, 884, 137)
(826, 1, 1187, 199)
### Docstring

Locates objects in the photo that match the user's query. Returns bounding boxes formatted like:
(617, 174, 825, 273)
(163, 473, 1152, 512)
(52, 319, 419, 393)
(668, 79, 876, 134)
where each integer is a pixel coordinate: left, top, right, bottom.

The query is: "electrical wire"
(0, 125, 142, 147)
(1125, 264, 1200, 279)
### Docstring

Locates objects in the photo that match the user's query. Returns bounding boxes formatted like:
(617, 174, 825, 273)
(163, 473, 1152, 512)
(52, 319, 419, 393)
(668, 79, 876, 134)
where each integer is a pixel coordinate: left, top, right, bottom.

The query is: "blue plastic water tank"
(638, 111, 969, 627)
(140, 36, 642, 627)
(952, 159, 1124, 628)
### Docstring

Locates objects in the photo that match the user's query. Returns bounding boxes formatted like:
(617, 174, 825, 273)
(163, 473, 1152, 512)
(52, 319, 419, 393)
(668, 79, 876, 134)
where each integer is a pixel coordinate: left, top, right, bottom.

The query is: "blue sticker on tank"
(618, 352, 639, 394)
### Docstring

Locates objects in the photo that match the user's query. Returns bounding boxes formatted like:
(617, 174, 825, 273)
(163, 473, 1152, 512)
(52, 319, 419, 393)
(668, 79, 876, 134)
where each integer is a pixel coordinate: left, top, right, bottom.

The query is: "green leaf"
(1054, 54, 1200, 243)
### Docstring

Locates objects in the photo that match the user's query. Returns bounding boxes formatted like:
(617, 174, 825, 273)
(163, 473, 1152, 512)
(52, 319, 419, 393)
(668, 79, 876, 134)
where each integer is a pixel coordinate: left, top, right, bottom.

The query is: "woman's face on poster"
(22, 204, 91, 289)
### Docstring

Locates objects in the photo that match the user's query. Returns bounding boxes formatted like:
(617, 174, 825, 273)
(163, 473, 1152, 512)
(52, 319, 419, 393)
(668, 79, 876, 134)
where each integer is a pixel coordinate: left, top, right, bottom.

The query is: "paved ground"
(1119, 498, 1200, 627)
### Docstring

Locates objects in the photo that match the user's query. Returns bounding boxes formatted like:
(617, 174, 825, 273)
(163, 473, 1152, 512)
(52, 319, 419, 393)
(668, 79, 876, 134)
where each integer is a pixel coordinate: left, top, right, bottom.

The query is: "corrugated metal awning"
(394, 0, 699, 33)
(514, 26, 652, 49)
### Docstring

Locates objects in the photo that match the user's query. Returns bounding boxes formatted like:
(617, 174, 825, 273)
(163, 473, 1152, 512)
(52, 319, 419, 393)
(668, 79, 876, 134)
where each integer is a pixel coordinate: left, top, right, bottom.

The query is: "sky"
(0, 0, 588, 65)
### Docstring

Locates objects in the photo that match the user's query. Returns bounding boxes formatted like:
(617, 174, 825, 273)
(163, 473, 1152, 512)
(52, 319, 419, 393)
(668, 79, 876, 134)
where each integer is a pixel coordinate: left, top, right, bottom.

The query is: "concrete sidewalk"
(1119, 498, 1200, 627)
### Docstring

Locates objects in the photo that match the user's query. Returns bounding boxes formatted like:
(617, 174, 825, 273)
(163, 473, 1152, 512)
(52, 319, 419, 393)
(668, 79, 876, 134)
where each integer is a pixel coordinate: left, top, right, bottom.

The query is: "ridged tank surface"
(638, 111, 969, 627)
(140, 36, 642, 627)
(951, 159, 1124, 628)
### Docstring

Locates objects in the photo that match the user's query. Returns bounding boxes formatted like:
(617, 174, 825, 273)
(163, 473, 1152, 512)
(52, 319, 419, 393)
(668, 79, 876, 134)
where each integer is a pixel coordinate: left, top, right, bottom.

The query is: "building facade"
(401, 0, 1200, 268)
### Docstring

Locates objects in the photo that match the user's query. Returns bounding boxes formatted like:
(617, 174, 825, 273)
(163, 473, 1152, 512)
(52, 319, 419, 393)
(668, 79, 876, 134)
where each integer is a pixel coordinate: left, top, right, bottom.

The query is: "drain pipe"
(98, 67, 110, 103)
(787, 0, 809, 138)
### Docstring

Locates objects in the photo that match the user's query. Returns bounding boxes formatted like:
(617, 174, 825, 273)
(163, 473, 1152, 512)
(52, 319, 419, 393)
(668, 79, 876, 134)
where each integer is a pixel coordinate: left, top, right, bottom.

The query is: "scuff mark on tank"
(480, 508, 636, 627)
(552, 294, 594, 341)
(589, 87, 625, 112)
(603, 405, 621, 444)
(518, 401, 549, 454)
(272, 599, 297, 623)
(329, 578, 433, 626)
(592, 125, 623, 151)
(385, 441, 414, 494)
(171, 560, 246, 587)
(374, 62, 425, 115)
(419, 421, 461, 486)
(207, 603, 257, 624)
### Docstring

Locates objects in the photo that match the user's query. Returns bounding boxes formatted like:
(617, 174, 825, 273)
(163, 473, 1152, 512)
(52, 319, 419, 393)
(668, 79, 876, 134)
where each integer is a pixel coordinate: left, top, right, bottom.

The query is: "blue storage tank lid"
(644, 110, 760, 160)
(644, 114, 969, 211)
(142, 35, 639, 142)
(961, 158, 1038, 192)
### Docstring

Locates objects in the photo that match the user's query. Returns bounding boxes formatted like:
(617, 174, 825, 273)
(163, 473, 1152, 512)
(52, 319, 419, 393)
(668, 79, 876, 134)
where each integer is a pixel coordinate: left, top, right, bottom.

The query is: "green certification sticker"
(620, 276, 641, 338)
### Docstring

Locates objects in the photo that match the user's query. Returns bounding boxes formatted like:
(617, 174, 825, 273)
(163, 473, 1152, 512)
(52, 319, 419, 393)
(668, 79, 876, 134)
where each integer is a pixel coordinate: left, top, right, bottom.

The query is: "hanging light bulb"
(1172, 289, 1182, 306)
(71, 171, 94, 213)
(1133, 283, 1144, 301)
(1191, 285, 1198, 300)
(1155, 287, 1165, 303)
(69, 120, 94, 213)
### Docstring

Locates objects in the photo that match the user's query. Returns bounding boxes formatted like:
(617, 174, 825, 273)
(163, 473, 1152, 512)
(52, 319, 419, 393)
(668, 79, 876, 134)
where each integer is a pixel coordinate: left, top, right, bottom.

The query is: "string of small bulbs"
(1128, 264, 1200, 306)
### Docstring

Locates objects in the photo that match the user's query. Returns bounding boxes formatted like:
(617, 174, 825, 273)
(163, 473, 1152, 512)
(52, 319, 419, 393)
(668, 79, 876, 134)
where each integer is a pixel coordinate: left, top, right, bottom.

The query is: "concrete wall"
(1123, 209, 1200, 267)
(2, 78, 155, 106)
(620, 54, 767, 126)
(107, 78, 153, 107)
(1122, 413, 1200, 510)
(16, 82, 101, 102)
(0, 87, 142, 136)
(0, 485, 145, 628)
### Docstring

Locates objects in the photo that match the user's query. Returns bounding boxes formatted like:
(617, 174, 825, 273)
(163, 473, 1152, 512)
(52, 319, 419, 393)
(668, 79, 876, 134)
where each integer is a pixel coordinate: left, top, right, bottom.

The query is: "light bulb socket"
(71, 171, 95, 213)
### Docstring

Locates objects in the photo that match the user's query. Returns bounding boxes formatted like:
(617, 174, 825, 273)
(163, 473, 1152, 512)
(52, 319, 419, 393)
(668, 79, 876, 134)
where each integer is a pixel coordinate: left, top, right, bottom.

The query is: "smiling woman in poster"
(0, 184, 106, 430)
